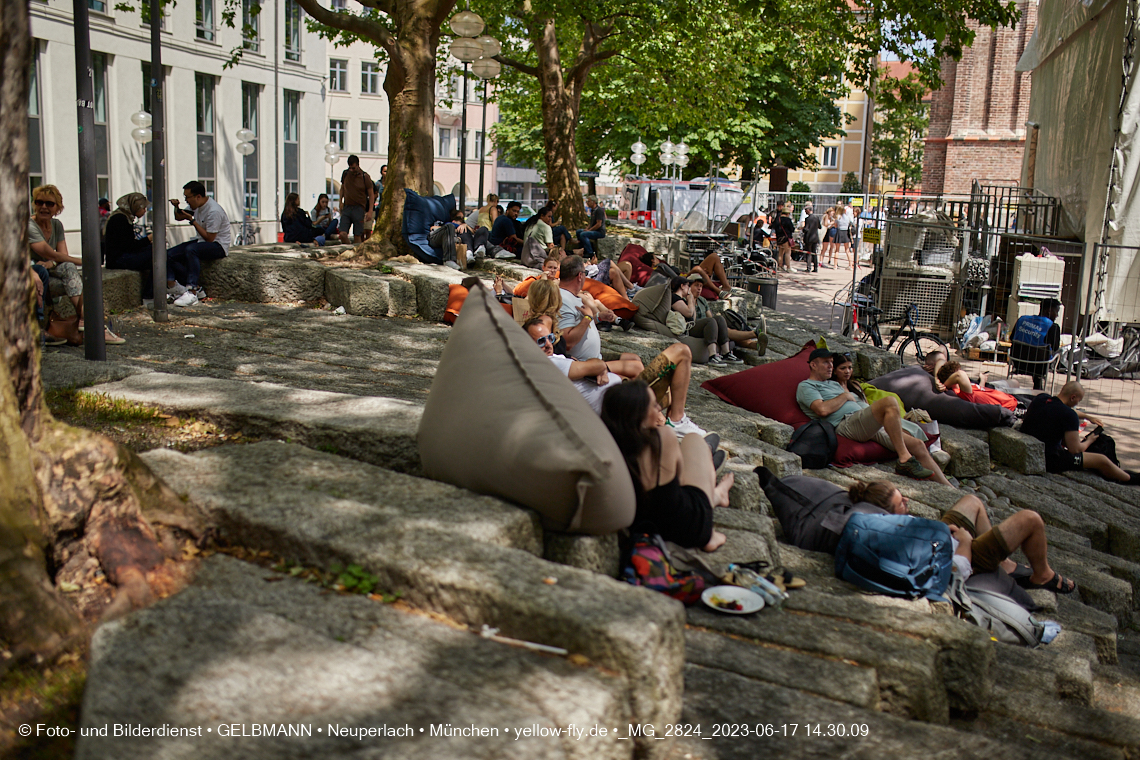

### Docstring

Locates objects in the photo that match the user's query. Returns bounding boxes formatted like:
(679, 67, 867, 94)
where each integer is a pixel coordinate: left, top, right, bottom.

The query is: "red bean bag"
(700, 342, 899, 467)
(445, 284, 513, 325)
(619, 244, 655, 286)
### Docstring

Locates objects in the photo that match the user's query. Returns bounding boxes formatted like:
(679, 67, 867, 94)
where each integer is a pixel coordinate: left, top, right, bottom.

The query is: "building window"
(284, 90, 300, 196)
(196, 0, 215, 41)
(361, 62, 379, 95)
(242, 82, 259, 218)
(822, 146, 838, 169)
(329, 59, 347, 91)
(329, 119, 346, 150)
(92, 52, 110, 202)
(438, 127, 451, 158)
(331, 0, 345, 7)
(242, 0, 259, 51)
(195, 73, 216, 197)
(28, 43, 43, 194)
(284, 0, 301, 61)
(89, 0, 107, 13)
(474, 130, 483, 160)
(360, 122, 378, 153)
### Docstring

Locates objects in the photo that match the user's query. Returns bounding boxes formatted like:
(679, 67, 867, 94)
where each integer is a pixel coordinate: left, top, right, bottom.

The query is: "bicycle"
(234, 215, 258, 246)
(844, 301, 949, 366)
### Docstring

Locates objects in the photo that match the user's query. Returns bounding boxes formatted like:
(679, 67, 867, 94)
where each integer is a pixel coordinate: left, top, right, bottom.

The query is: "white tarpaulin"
(1018, 0, 1140, 321)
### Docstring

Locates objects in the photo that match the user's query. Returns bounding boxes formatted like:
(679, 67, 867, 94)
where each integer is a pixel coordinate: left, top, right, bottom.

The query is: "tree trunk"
(535, 19, 588, 232)
(355, 0, 454, 260)
(0, 0, 204, 663)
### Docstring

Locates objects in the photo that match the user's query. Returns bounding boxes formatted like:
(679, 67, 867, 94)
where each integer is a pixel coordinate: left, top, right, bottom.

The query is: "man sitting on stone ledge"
(1019, 381, 1139, 484)
(797, 348, 950, 484)
(558, 255, 644, 371)
(849, 481, 1077, 593)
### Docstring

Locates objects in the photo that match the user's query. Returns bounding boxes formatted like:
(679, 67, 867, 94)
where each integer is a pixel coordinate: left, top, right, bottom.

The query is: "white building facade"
(29, 0, 327, 253)
(324, 43, 498, 208)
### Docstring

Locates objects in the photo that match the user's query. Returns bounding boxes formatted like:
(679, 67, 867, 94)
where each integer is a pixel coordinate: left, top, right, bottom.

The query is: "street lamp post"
(629, 139, 646, 224)
(449, 10, 486, 215)
(472, 38, 501, 205)
(236, 128, 256, 244)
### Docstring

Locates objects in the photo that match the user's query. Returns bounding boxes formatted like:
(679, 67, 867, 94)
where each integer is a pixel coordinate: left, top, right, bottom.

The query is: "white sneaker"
(667, 415, 707, 438)
(173, 290, 199, 307)
(194, 288, 207, 300)
(169, 283, 188, 298)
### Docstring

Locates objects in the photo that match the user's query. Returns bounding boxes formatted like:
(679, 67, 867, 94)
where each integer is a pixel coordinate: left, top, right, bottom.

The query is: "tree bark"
(0, 0, 205, 664)
(535, 18, 588, 231)
(296, 0, 456, 260)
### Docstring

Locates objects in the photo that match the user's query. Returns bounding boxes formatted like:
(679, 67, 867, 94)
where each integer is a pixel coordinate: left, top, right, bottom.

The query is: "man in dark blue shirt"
(1010, 298, 1061, 389)
(490, 201, 522, 253)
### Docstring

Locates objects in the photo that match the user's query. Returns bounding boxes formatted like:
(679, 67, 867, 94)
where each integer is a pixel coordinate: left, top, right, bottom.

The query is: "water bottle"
(728, 564, 787, 608)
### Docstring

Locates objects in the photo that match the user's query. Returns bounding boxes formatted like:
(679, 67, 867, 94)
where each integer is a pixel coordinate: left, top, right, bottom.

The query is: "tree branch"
(497, 54, 540, 79)
(567, 47, 617, 86)
(293, 0, 397, 56)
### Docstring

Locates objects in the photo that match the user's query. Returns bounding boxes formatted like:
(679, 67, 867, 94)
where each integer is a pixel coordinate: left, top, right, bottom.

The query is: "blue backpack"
(834, 513, 953, 600)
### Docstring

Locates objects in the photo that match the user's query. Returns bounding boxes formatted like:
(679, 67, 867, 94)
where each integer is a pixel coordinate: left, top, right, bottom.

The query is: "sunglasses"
(34, 199, 57, 208)
(534, 334, 556, 348)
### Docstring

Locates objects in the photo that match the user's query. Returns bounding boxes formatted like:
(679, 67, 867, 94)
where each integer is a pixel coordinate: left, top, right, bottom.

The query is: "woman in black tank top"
(601, 381, 732, 551)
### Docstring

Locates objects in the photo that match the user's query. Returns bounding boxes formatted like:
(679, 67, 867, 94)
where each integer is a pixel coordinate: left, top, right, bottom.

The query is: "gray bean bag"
(868, 365, 1014, 429)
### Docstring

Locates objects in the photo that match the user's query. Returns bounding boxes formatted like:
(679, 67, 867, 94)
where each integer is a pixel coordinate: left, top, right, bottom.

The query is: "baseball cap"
(808, 347, 833, 363)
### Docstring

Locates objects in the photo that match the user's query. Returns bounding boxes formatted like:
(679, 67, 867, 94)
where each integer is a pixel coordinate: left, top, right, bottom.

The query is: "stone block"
(596, 234, 632, 260)
(93, 372, 424, 474)
(722, 461, 772, 515)
(686, 604, 950, 722)
(543, 532, 621, 577)
(684, 629, 880, 709)
(324, 268, 390, 316)
(386, 276, 419, 317)
(142, 444, 685, 755)
(388, 262, 467, 322)
(721, 440, 802, 478)
(938, 424, 991, 478)
(51, 268, 141, 317)
(989, 427, 1046, 474)
(40, 352, 147, 390)
(201, 252, 327, 303)
(78, 555, 631, 760)
(977, 475, 1109, 551)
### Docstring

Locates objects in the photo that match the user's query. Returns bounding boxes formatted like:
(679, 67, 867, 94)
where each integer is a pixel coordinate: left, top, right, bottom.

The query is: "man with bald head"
(1020, 381, 1137, 483)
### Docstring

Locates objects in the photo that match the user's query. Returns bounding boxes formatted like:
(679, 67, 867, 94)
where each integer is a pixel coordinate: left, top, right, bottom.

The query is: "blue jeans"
(167, 240, 226, 288)
(33, 263, 49, 322)
(550, 225, 569, 248)
(577, 229, 605, 257)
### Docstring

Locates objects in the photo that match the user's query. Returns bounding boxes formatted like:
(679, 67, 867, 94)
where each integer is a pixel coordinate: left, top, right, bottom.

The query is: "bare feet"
(713, 472, 735, 507)
(702, 530, 727, 553)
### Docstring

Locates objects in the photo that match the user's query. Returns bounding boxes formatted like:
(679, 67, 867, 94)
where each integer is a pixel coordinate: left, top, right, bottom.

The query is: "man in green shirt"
(795, 348, 949, 483)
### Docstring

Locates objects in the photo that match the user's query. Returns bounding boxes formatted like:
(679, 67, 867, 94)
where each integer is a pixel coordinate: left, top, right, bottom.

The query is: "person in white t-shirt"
(525, 317, 621, 414)
(557, 255, 644, 379)
(167, 180, 232, 307)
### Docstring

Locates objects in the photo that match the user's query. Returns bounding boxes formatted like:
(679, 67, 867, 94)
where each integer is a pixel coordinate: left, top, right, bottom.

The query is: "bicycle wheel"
(897, 334, 949, 366)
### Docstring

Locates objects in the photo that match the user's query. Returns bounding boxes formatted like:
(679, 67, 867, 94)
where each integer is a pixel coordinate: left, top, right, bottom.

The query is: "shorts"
(940, 511, 1011, 574)
(1045, 448, 1083, 473)
(836, 405, 895, 451)
(639, 352, 677, 410)
(835, 229, 851, 245)
(341, 205, 366, 236)
(825, 227, 838, 242)
(49, 261, 83, 298)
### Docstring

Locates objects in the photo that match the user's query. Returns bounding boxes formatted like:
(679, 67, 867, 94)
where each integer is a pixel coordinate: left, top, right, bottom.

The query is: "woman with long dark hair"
(310, 193, 339, 239)
(281, 192, 327, 244)
(830, 352, 866, 402)
(601, 381, 732, 551)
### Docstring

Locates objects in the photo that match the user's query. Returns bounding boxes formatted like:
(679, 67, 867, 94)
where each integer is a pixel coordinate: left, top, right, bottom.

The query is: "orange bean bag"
(444, 284, 513, 325)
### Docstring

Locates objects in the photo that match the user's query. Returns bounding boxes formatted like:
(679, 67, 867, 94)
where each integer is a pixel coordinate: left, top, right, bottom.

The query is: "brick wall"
(921, 0, 1036, 193)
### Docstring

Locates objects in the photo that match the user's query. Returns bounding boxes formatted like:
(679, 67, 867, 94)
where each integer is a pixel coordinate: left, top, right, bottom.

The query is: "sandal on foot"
(1009, 563, 1034, 584)
(1021, 572, 1077, 594)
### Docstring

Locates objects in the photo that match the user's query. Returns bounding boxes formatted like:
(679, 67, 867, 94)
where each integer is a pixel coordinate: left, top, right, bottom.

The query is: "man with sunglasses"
(524, 317, 620, 414)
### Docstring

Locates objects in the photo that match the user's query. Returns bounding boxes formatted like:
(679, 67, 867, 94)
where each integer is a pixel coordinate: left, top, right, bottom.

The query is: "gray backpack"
(947, 574, 1047, 647)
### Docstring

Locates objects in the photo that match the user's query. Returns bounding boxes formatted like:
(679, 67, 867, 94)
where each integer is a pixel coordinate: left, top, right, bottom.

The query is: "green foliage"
(273, 559, 401, 602)
(841, 172, 863, 194)
(871, 71, 929, 191)
(789, 181, 812, 206)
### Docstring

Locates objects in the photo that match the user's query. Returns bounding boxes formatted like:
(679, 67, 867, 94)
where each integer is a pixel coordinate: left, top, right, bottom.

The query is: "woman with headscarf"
(104, 192, 154, 298)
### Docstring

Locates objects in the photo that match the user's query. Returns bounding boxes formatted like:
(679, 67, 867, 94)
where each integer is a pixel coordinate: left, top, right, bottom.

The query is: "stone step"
(678, 664, 1062, 760)
(685, 604, 953, 723)
(324, 267, 418, 317)
(202, 252, 327, 303)
(77, 555, 632, 760)
(989, 427, 1046, 474)
(388, 261, 469, 322)
(52, 268, 141, 317)
(90, 372, 424, 474)
(938, 424, 991, 478)
(140, 442, 685, 753)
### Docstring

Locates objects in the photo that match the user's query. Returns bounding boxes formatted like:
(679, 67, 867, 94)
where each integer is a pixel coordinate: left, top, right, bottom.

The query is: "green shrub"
(840, 172, 863, 194)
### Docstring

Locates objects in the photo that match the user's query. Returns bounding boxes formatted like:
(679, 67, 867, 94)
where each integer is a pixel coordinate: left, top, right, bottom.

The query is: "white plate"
(701, 585, 765, 615)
